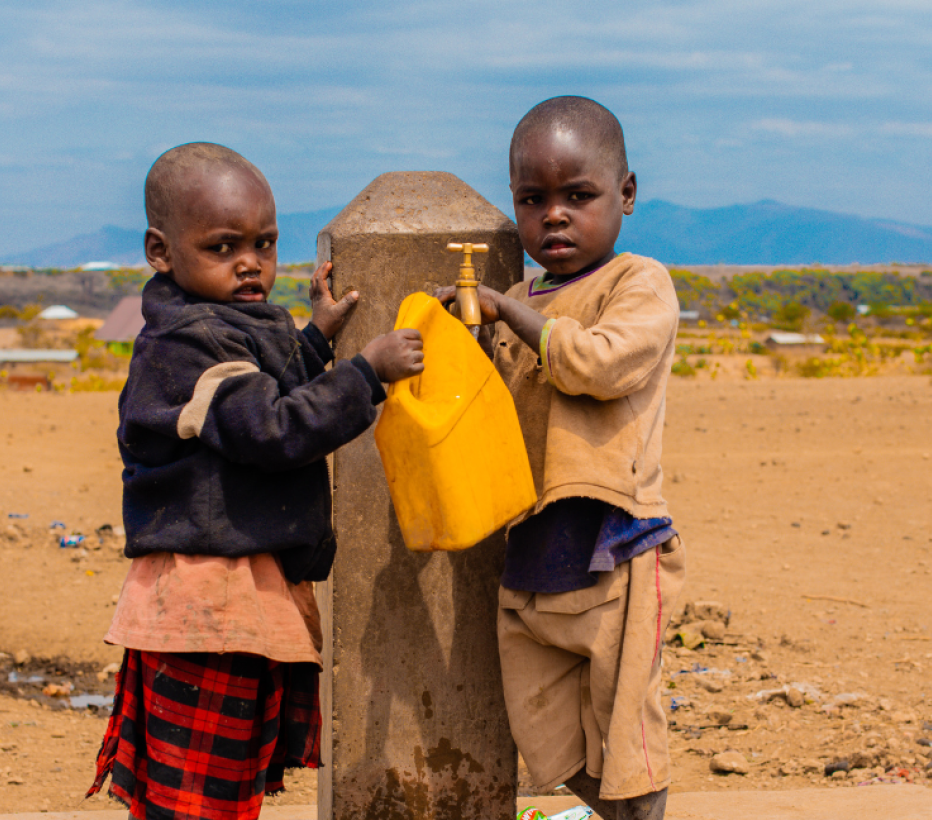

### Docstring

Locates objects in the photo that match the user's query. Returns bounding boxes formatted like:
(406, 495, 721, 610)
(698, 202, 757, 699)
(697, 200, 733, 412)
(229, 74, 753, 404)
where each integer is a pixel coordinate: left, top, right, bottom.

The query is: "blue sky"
(2, 0, 931, 256)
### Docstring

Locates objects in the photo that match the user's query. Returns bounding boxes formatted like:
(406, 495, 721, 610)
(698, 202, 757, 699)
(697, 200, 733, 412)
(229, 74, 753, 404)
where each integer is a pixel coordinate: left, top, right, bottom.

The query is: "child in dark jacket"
(87, 142, 423, 820)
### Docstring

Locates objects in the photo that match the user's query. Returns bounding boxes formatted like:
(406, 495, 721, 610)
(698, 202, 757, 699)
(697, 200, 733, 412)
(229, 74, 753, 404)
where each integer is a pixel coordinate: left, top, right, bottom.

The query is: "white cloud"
(749, 118, 932, 141)
(880, 122, 932, 137)
(750, 119, 856, 139)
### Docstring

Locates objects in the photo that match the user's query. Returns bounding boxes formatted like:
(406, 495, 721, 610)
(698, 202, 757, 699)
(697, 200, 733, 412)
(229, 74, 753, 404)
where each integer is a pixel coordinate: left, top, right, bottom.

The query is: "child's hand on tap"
(434, 284, 548, 354)
(433, 283, 503, 324)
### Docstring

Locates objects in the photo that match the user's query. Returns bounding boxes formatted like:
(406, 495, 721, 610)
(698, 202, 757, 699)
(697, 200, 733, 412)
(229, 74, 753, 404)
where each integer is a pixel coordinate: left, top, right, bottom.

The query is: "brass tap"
(446, 242, 488, 336)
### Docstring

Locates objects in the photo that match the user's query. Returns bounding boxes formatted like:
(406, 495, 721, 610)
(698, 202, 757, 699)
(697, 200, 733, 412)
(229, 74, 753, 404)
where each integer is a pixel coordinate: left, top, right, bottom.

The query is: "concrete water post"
(316, 172, 523, 820)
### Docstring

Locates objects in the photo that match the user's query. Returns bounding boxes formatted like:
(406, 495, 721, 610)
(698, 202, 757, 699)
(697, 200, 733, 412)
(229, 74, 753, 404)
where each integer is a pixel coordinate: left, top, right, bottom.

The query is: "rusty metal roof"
(95, 296, 144, 342)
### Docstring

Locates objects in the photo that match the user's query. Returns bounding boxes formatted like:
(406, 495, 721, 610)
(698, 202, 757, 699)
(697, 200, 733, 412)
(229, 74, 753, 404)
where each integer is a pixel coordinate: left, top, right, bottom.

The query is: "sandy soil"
(0, 376, 930, 813)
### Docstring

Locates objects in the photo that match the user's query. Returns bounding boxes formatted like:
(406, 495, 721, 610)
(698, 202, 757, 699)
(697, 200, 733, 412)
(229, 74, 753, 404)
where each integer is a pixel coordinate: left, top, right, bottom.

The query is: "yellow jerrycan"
(374, 291, 537, 551)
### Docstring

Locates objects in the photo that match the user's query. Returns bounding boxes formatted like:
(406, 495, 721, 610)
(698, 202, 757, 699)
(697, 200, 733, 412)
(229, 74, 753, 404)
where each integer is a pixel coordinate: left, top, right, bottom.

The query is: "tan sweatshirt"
(494, 253, 679, 523)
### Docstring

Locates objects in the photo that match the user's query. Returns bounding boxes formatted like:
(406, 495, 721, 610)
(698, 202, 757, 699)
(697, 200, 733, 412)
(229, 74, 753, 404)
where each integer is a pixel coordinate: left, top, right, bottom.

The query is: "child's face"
(511, 128, 635, 276)
(147, 166, 278, 303)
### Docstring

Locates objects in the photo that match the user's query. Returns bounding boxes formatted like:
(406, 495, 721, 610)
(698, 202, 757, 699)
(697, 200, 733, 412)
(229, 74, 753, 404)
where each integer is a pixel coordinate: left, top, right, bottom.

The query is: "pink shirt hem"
(105, 552, 323, 666)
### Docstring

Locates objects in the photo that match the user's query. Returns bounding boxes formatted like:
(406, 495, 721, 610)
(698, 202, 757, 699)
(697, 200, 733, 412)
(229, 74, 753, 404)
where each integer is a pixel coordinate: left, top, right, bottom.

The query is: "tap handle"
(446, 242, 488, 282)
(446, 242, 489, 254)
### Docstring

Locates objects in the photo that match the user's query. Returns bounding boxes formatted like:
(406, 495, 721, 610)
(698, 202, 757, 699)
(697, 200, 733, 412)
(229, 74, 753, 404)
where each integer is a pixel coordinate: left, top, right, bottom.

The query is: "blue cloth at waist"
(501, 497, 676, 594)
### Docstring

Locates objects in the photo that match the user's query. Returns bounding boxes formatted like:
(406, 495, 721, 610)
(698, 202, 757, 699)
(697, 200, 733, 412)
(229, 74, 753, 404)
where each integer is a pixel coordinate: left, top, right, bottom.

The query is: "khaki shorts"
(497, 537, 685, 800)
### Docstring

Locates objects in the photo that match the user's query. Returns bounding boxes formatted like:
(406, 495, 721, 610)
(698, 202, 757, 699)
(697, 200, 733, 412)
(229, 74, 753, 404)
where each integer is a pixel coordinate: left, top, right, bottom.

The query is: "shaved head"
(144, 142, 269, 232)
(510, 96, 628, 181)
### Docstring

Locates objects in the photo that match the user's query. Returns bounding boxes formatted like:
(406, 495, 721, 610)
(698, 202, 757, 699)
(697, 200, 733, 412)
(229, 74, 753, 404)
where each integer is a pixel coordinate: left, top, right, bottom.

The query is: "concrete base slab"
(2, 786, 929, 820)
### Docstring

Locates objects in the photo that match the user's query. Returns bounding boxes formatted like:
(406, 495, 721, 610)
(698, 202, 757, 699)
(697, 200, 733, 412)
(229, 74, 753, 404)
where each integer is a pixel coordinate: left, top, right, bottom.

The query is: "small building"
(765, 332, 825, 351)
(80, 261, 120, 271)
(95, 296, 144, 354)
(0, 349, 79, 391)
(0, 349, 79, 364)
(38, 305, 79, 320)
(679, 310, 700, 322)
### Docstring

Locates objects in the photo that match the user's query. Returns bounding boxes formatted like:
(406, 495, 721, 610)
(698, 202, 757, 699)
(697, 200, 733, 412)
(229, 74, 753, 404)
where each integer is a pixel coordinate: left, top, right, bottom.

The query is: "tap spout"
(446, 242, 488, 336)
(454, 280, 482, 330)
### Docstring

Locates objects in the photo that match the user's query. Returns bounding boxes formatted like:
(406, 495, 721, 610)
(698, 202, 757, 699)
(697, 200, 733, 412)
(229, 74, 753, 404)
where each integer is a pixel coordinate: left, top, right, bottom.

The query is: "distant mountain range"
(6, 201, 932, 268)
(2, 208, 344, 269)
(8, 224, 147, 269)
(623, 200, 932, 266)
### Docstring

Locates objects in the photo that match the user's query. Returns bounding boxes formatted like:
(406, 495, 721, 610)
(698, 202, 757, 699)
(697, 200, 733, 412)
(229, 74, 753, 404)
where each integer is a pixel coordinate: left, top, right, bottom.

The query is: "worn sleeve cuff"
(301, 321, 335, 364)
(350, 354, 387, 405)
(539, 318, 557, 385)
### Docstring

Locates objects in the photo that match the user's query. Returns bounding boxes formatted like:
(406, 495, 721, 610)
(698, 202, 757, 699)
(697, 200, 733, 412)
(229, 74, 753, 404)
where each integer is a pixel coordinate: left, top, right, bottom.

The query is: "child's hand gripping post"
(309, 261, 360, 341)
(309, 260, 424, 383)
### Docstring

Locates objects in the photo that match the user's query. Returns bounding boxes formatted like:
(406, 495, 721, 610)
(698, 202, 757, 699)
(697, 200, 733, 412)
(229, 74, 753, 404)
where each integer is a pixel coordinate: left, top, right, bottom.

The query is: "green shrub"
(670, 270, 719, 311)
(671, 268, 932, 318)
(772, 302, 810, 332)
(70, 374, 126, 392)
(106, 269, 151, 292)
(827, 301, 856, 323)
(720, 302, 741, 321)
(267, 276, 310, 312)
(797, 357, 836, 378)
(671, 358, 696, 377)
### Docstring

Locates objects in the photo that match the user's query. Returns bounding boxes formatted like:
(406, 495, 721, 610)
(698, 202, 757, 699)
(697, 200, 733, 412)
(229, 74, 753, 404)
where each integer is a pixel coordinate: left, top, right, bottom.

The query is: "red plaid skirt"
(87, 650, 321, 820)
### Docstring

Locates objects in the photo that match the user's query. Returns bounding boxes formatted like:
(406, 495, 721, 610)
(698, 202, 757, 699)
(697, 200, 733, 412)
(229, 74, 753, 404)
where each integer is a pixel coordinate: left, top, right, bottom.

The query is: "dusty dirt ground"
(0, 375, 930, 813)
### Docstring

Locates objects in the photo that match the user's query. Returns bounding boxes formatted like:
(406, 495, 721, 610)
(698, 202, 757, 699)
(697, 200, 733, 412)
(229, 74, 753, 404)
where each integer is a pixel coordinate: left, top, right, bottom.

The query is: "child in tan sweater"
(438, 96, 685, 820)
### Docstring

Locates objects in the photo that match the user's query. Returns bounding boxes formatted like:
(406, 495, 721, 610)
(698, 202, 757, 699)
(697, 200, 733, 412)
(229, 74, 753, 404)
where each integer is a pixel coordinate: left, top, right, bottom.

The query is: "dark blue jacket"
(118, 274, 384, 583)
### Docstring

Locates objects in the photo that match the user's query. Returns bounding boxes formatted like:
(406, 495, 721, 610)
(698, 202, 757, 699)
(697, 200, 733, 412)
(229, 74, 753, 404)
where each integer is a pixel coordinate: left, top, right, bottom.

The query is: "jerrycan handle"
(388, 370, 421, 399)
(385, 292, 429, 401)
